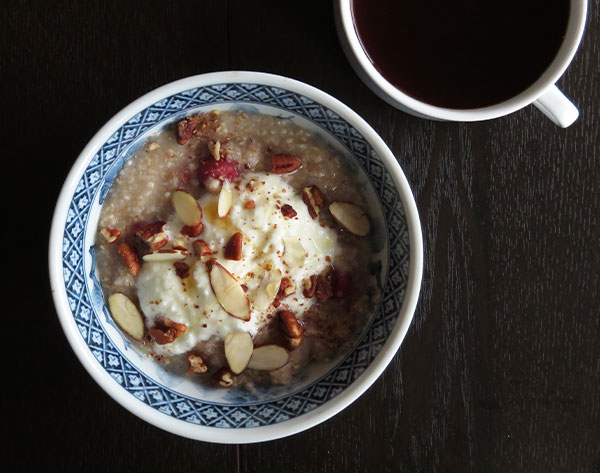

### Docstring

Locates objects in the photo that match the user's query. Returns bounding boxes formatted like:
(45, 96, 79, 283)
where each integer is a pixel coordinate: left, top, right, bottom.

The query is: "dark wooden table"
(6, 1, 599, 471)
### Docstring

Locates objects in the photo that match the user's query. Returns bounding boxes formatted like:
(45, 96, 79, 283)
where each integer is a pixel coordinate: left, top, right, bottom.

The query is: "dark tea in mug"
(351, 0, 570, 109)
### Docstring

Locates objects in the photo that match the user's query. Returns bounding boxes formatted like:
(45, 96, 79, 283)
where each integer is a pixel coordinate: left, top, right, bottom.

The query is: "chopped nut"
(302, 186, 325, 219)
(176, 116, 200, 145)
(244, 200, 255, 209)
(149, 318, 187, 345)
(101, 227, 121, 244)
(277, 277, 296, 298)
(136, 221, 168, 250)
(213, 368, 234, 387)
(224, 232, 243, 261)
(180, 221, 203, 237)
(209, 140, 221, 161)
(303, 275, 318, 298)
(278, 310, 303, 338)
(285, 335, 303, 351)
(117, 242, 140, 276)
(173, 262, 190, 278)
(281, 204, 297, 218)
(186, 353, 208, 374)
(316, 267, 333, 301)
(193, 239, 213, 256)
(148, 141, 160, 151)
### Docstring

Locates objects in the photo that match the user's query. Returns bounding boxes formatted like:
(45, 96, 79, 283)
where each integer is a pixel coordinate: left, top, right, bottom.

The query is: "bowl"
(49, 71, 423, 443)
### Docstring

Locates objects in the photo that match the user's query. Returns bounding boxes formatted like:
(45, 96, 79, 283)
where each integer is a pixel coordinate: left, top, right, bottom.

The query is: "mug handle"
(533, 85, 579, 128)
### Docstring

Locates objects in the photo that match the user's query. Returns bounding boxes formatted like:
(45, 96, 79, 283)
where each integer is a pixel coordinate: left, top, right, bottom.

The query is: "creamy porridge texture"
(96, 110, 379, 388)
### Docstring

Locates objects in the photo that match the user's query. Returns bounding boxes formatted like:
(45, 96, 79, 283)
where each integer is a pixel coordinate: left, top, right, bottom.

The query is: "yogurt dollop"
(136, 173, 337, 354)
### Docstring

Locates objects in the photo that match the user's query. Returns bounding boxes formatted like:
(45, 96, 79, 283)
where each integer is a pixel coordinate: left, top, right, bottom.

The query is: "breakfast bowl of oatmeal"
(49, 71, 422, 443)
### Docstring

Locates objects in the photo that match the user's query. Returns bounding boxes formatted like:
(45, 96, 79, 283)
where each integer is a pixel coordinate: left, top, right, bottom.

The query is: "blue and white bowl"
(49, 71, 423, 443)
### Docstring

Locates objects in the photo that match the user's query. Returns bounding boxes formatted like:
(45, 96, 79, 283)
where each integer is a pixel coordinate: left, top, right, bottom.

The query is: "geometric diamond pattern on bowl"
(62, 83, 409, 428)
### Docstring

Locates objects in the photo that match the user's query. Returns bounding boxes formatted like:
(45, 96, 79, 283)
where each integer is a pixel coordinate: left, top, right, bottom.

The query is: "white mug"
(335, 0, 588, 127)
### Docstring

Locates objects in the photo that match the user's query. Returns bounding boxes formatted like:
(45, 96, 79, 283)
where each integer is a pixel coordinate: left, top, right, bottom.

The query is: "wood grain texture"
(4, 0, 599, 471)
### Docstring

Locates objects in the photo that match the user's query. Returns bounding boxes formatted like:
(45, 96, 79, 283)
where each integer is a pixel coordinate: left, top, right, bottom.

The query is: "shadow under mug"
(335, 0, 588, 128)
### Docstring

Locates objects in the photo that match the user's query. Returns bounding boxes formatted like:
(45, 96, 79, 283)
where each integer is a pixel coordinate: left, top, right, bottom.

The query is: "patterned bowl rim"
(49, 71, 423, 443)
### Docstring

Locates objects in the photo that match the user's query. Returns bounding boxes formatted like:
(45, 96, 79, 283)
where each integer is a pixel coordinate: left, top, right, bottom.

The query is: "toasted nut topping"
(173, 262, 190, 278)
(172, 190, 202, 226)
(176, 117, 200, 145)
(302, 186, 325, 219)
(253, 269, 282, 311)
(209, 140, 221, 161)
(224, 232, 243, 261)
(281, 204, 297, 218)
(213, 368, 234, 387)
(108, 293, 145, 340)
(244, 200, 255, 209)
(209, 261, 251, 320)
(224, 332, 253, 374)
(148, 141, 160, 151)
(142, 249, 187, 262)
(303, 275, 318, 298)
(217, 180, 234, 217)
(101, 227, 121, 244)
(329, 202, 370, 236)
(283, 238, 306, 268)
(270, 154, 302, 174)
(149, 318, 187, 345)
(316, 267, 333, 301)
(247, 345, 290, 371)
(186, 353, 208, 374)
(180, 221, 203, 237)
(135, 221, 168, 250)
(192, 239, 213, 257)
(277, 277, 296, 298)
(278, 310, 303, 338)
(117, 242, 140, 276)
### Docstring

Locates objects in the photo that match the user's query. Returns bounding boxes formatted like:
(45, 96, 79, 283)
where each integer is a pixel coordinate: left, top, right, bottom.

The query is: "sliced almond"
(217, 180, 233, 218)
(253, 269, 282, 310)
(209, 140, 221, 161)
(108, 293, 145, 341)
(282, 237, 306, 268)
(329, 202, 370, 236)
(142, 249, 187, 262)
(224, 332, 253, 374)
(172, 190, 202, 226)
(247, 345, 289, 371)
(209, 261, 251, 321)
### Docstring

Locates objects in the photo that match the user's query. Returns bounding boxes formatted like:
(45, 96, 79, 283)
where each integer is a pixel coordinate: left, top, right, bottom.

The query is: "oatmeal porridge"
(96, 110, 379, 388)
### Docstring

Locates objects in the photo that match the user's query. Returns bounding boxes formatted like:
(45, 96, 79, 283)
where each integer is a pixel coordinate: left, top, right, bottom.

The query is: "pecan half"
(278, 310, 303, 338)
(302, 186, 325, 219)
(224, 232, 243, 260)
(149, 318, 187, 345)
(270, 154, 302, 174)
(118, 242, 140, 276)
(281, 204, 297, 218)
(176, 116, 200, 145)
(186, 353, 208, 374)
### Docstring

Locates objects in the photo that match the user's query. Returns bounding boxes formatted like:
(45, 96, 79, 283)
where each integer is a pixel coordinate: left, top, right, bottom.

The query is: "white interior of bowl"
(49, 71, 423, 443)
